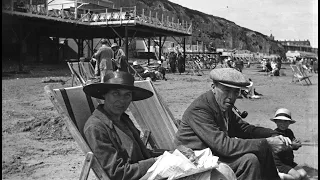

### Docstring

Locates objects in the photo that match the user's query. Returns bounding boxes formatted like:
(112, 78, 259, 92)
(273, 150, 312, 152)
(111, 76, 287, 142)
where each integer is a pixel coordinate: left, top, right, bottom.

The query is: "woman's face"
(103, 89, 133, 116)
(275, 119, 291, 130)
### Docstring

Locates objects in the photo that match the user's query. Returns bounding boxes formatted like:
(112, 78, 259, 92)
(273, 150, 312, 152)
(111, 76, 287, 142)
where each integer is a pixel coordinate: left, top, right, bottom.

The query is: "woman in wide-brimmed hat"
(270, 108, 307, 180)
(83, 71, 162, 179)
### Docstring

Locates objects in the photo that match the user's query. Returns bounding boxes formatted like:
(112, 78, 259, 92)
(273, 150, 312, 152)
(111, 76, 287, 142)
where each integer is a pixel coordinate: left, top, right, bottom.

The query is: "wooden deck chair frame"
(67, 61, 86, 86)
(290, 65, 312, 85)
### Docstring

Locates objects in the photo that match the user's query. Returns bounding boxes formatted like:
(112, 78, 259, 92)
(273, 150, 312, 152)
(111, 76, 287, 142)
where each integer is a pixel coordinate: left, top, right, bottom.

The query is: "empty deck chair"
(79, 62, 99, 82)
(61, 10, 74, 19)
(67, 61, 86, 86)
(90, 13, 100, 22)
(290, 65, 312, 85)
(38, 6, 47, 15)
(48, 9, 60, 17)
(98, 13, 106, 21)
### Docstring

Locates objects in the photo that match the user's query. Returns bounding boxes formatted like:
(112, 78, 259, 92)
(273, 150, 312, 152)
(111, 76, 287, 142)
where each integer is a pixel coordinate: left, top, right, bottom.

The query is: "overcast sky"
(169, 0, 318, 48)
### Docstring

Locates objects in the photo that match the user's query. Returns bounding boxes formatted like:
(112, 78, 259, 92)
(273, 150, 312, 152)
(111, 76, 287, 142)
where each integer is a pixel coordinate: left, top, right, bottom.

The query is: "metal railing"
(3, 2, 192, 34)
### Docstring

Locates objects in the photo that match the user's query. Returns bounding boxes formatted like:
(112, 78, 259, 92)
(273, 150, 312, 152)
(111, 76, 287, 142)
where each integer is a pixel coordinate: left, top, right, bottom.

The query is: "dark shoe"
(254, 89, 263, 96)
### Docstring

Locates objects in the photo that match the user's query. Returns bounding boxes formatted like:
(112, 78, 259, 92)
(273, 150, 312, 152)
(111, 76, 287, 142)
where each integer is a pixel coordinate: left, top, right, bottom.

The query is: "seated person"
(83, 71, 233, 180)
(241, 78, 262, 99)
(270, 108, 307, 180)
(131, 61, 157, 81)
(155, 61, 167, 81)
(175, 68, 292, 180)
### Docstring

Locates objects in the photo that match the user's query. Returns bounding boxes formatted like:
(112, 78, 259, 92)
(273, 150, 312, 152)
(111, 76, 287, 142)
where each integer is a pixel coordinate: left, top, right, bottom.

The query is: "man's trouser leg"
(221, 153, 261, 180)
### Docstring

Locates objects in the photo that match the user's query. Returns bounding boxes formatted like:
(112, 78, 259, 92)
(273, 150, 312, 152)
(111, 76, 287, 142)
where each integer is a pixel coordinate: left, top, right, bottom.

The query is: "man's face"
(103, 89, 132, 116)
(214, 83, 240, 111)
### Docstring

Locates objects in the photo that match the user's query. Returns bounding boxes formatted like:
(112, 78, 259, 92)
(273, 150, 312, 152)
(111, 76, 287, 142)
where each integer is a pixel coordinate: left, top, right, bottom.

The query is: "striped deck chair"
(44, 85, 108, 180)
(290, 65, 312, 85)
(43, 84, 165, 180)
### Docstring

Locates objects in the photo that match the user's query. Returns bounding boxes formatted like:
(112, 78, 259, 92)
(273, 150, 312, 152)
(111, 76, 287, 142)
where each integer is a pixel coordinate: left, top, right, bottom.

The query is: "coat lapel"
(205, 91, 228, 132)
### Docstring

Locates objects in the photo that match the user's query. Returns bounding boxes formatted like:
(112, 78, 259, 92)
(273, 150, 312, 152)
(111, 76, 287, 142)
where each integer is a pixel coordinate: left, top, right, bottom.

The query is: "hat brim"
(83, 83, 153, 101)
(218, 80, 250, 89)
(270, 117, 296, 124)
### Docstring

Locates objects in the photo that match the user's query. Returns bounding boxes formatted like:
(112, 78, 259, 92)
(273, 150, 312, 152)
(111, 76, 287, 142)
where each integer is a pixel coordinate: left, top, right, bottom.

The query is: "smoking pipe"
(233, 106, 248, 119)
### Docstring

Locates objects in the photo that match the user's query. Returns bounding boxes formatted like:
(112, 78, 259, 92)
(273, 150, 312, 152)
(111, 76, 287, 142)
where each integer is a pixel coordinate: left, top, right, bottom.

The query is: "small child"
(270, 108, 307, 180)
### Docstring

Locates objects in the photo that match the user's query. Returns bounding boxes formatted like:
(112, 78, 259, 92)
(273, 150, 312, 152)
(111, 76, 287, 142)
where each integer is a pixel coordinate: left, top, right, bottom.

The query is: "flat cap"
(210, 68, 250, 88)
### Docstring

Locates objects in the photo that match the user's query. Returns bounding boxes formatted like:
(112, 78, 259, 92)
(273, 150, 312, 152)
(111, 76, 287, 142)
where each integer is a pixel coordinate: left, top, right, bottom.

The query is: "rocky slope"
(109, 0, 285, 55)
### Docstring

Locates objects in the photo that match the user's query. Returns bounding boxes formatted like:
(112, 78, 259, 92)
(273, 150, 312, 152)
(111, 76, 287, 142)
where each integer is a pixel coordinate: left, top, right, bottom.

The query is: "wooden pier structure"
(2, 0, 192, 71)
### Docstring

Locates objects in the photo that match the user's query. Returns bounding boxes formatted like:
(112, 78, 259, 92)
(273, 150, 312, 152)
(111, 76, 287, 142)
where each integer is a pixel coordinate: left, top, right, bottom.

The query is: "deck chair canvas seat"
(129, 80, 178, 150)
(290, 65, 312, 85)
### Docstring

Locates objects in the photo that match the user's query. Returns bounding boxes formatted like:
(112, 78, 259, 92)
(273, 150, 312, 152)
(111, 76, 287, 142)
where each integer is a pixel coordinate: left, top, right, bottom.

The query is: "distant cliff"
(108, 0, 285, 56)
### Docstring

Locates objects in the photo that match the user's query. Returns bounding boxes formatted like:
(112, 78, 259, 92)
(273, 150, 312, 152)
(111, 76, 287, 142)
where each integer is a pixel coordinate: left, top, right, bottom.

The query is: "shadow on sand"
(302, 165, 318, 179)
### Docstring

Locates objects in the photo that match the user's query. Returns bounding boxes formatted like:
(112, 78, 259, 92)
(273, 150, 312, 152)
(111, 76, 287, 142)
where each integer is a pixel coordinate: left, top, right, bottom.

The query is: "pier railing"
(3, 1, 192, 34)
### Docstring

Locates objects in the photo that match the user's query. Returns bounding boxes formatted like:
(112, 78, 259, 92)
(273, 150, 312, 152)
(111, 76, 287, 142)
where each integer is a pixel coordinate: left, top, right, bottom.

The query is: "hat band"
(107, 77, 133, 86)
(275, 113, 291, 119)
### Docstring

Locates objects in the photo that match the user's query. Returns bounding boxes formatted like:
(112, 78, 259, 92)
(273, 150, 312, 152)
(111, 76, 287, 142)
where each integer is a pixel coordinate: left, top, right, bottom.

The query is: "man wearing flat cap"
(175, 68, 292, 180)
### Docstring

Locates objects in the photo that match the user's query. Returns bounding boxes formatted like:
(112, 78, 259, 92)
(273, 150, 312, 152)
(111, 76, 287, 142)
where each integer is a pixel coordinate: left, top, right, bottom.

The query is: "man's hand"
(266, 135, 292, 153)
(291, 138, 302, 150)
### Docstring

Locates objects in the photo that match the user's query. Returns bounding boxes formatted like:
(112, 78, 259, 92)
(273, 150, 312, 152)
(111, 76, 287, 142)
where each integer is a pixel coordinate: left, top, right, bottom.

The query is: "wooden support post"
(134, 6, 136, 17)
(183, 37, 186, 72)
(159, 36, 162, 61)
(55, 37, 59, 63)
(77, 39, 81, 60)
(148, 38, 151, 65)
(125, 26, 129, 62)
(74, 0, 78, 19)
(11, 0, 13, 12)
(91, 39, 94, 57)
(18, 25, 24, 71)
(142, 8, 144, 17)
(120, 7, 122, 24)
(119, 38, 121, 47)
(36, 33, 40, 63)
(161, 14, 163, 24)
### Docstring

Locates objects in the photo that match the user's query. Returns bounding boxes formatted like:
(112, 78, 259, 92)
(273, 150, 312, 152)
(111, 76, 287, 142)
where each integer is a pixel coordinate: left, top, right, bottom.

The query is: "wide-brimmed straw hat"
(83, 71, 153, 101)
(111, 43, 119, 48)
(270, 108, 296, 124)
(132, 61, 138, 66)
(210, 68, 250, 89)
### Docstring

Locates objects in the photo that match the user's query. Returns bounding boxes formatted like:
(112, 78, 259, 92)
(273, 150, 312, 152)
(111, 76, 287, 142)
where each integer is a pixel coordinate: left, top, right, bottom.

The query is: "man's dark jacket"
(175, 90, 280, 179)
